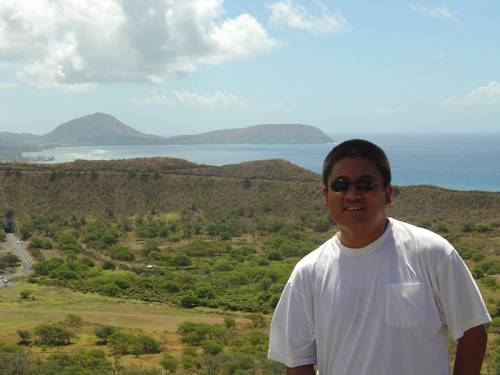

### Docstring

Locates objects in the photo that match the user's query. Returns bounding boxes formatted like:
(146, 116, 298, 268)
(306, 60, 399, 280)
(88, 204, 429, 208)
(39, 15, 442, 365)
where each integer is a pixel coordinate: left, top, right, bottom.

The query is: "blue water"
(23, 133, 500, 192)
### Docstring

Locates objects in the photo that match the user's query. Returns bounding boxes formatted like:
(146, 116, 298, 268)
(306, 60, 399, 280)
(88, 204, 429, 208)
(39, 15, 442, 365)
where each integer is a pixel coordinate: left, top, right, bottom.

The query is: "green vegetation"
(1, 159, 500, 374)
(22, 209, 325, 313)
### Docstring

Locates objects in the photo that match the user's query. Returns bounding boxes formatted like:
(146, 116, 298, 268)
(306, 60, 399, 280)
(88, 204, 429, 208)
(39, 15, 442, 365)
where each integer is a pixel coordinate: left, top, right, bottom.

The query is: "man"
(268, 139, 490, 375)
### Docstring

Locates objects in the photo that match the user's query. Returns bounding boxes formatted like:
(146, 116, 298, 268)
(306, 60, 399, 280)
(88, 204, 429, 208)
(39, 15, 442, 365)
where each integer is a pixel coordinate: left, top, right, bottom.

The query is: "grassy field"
(0, 280, 266, 371)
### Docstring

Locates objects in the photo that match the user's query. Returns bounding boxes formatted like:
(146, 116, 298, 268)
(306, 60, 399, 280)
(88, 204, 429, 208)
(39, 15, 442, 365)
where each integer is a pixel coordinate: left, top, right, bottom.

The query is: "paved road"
(1, 233, 34, 287)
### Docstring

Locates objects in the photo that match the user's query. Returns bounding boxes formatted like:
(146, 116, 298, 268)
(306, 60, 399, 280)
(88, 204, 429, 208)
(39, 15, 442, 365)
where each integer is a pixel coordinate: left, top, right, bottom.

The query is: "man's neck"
(338, 218, 389, 248)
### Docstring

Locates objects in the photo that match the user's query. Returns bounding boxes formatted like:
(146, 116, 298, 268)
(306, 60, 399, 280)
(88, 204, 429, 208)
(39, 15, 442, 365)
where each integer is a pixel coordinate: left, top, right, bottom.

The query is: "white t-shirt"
(268, 218, 491, 375)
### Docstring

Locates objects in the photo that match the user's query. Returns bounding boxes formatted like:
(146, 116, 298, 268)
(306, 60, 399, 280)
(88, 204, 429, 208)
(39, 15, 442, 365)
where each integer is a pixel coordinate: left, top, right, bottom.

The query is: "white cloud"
(267, 0, 350, 35)
(437, 51, 446, 59)
(441, 81, 500, 108)
(410, 4, 459, 22)
(131, 90, 255, 109)
(370, 105, 406, 116)
(0, 0, 279, 91)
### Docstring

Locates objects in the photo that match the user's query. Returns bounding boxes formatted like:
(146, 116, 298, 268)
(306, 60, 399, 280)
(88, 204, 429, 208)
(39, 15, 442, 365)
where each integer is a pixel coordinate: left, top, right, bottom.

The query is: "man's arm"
(287, 364, 316, 375)
(453, 324, 488, 375)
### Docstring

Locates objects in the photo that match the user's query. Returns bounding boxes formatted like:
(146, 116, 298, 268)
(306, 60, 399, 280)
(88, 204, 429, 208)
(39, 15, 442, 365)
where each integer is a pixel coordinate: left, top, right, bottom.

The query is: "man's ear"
(322, 186, 328, 207)
(385, 184, 393, 206)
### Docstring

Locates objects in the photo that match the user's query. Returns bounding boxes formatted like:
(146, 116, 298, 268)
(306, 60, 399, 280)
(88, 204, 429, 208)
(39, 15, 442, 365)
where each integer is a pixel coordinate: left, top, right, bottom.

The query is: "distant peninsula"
(0, 113, 334, 147)
(163, 124, 333, 145)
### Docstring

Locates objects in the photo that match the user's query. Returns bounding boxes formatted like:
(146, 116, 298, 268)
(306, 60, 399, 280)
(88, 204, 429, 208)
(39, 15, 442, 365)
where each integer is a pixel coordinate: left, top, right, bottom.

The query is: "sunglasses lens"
(330, 180, 381, 192)
(356, 180, 374, 191)
(331, 181, 348, 192)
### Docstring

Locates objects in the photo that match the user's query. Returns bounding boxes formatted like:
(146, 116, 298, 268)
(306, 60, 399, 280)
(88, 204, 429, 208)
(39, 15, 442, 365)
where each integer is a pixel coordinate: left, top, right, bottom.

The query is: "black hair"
(322, 139, 391, 187)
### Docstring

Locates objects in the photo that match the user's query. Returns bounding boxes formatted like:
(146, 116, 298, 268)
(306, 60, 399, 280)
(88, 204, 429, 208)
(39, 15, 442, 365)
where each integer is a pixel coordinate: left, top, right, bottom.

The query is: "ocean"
(22, 132, 500, 192)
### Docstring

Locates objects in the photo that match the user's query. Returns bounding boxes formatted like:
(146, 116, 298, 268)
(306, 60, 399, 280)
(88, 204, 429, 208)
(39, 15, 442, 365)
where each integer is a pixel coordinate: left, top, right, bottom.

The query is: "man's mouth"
(344, 206, 364, 211)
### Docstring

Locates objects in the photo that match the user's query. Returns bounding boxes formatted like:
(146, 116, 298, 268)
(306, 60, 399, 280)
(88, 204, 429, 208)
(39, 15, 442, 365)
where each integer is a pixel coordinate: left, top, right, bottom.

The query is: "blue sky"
(1, 0, 499, 136)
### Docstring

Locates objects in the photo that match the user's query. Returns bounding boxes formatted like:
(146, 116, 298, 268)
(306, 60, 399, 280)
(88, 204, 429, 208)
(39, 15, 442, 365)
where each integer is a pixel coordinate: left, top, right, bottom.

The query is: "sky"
(0, 0, 499, 137)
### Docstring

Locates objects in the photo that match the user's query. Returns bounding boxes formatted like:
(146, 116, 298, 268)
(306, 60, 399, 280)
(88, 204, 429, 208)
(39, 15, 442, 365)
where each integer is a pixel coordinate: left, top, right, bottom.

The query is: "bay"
(23, 132, 500, 192)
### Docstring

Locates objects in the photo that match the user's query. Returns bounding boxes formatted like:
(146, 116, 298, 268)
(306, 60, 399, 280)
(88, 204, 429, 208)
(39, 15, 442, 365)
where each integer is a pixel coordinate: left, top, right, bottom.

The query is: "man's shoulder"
(390, 218, 453, 252)
(293, 237, 335, 270)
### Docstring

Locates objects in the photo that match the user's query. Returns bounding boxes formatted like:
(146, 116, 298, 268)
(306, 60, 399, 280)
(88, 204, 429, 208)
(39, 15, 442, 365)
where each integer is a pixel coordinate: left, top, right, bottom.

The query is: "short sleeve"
(268, 275, 317, 368)
(435, 248, 491, 341)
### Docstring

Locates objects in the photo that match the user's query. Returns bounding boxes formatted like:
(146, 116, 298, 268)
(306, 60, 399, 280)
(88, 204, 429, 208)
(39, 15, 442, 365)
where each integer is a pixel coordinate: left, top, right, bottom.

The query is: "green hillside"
(1, 158, 499, 228)
(1, 158, 500, 374)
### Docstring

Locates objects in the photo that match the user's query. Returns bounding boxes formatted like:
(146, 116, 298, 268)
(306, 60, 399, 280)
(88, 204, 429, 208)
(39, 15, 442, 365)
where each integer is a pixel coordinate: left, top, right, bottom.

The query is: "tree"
(142, 239, 160, 256)
(160, 353, 178, 374)
(244, 330, 268, 345)
(177, 322, 212, 345)
(34, 324, 75, 346)
(29, 237, 44, 249)
(180, 295, 199, 309)
(223, 317, 236, 330)
(19, 290, 32, 300)
(107, 245, 135, 261)
(95, 326, 118, 345)
(0, 343, 34, 374)
(33, 257, 64, 275)
(19, 223, 34, 239)
(64, 314, 83, 327)
(172, 254, 192, 267)
(135, 335, 162, 354)
(247, 313, 266, 328)
(0, 254, 20, 268)
(17, 330, 32, 345)
(201, 339, 224, 356)
(160, 281, 181, 293)
(108, 332, 136, 355)
(461, 220, 476, 233)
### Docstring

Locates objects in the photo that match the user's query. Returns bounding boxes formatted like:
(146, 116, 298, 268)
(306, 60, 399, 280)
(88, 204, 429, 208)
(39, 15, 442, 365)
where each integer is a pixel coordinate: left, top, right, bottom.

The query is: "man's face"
(322, 157, 393, 248)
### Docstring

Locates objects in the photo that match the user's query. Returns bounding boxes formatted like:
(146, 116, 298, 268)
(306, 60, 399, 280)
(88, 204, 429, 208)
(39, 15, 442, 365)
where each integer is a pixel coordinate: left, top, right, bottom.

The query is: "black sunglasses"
(329, 179, 385, 192)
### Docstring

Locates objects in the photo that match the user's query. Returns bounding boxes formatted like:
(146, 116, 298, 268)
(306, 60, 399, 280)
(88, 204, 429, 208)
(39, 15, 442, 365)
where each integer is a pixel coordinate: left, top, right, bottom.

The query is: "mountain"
(165, 124, 334, 144)
(0, 132, 42, 147)
(40, 113, 166, 146)
(2, 113, 334, 147)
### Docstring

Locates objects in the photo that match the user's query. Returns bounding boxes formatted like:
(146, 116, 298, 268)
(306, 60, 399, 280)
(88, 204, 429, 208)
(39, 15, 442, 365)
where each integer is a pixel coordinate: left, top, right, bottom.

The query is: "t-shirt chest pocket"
(386, 283, 428, 328)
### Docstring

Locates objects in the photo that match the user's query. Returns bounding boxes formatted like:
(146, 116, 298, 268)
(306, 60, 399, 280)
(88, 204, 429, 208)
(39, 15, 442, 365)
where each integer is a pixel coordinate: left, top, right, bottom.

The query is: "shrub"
(460, 220, 476, 233)
(416, 219, 432, 229)
(477, 224, 494, 233)
(244, 330, 268, 346)
(267, 250, 283, 261)
(64, 314, 83, 327)
(160, 281, 181, 293)
(180, 295, 199, 309)
(159, 353, 178, 374)
(102, 259, 116, 270)
(201, 339, 224, 356)
(471, 268, 484, 279)
(20, 290, 32, 299)
(99, 284, 122, 297)
(135, 334, 162, 354)
(223, 317, 236, 329)
(482, 277, 498, 291)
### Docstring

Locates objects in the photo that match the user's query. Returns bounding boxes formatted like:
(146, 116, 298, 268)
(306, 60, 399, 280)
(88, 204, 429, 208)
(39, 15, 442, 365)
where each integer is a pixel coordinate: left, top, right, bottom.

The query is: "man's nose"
(345, 183, 362, 197)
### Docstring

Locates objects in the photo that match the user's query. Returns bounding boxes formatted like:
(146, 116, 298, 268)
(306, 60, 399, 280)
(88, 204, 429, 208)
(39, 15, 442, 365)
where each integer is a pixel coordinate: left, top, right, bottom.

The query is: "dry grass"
(0, 280, 265, 369)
